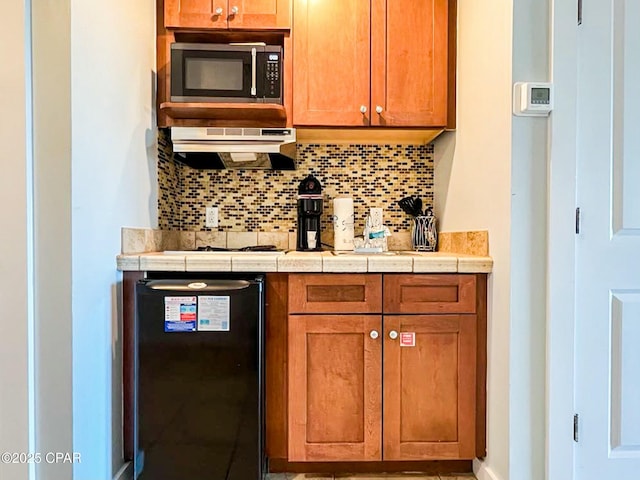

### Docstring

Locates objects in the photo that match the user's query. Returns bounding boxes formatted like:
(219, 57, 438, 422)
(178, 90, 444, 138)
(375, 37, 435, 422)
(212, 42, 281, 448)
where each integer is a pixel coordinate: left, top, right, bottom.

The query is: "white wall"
(434, 0, 515, 480)
(31, 1, 73, 478)
(434, 1, 514, 479)
(509, 0, 549, 478)
(70, 0, 157, 478)
(0, 2, 30, 480)
(434, 1, 550, 479)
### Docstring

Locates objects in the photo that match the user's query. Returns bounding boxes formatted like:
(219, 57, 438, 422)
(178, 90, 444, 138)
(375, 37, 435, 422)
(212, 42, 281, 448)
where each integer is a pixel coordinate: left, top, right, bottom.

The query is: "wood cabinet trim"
(123, 271, 143, 461)
(265, 273, 289, 459)
(447, 0, 457, 130)
(475, 274, 488, 458)
(267, 458, 472, 474)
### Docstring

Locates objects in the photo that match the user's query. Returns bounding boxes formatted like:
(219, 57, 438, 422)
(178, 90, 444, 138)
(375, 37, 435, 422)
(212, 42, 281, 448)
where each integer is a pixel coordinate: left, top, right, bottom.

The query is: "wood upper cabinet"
(292, 0, 449, 127)
(292, 0, 371, 126)
(383, 315, 477, 460)
(288, 315, 382, 461)
(370, 0, 449, 126)
(165, 0, 290, 30)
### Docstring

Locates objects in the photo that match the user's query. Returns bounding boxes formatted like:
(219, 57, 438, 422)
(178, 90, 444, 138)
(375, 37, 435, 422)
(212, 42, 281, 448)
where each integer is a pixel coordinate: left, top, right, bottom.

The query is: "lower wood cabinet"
(266, 273, 487, 466)
(382, 315, 476, 460)
(288, 315, 382, 461)
(288, 313, 476, 461)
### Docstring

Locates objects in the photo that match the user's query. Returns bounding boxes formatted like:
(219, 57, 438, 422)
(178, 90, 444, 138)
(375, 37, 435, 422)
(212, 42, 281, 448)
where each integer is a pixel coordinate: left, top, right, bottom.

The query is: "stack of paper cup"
(333, 196, 355, 250)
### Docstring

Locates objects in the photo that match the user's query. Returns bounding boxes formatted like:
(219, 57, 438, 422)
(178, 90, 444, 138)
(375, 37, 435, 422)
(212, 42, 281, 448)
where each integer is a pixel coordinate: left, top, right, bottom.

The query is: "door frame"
(546, 0, 579, 479)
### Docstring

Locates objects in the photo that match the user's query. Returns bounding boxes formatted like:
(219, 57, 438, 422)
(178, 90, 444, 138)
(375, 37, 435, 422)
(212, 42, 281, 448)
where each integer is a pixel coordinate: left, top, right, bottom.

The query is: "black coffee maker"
(296, 175, 323, 251)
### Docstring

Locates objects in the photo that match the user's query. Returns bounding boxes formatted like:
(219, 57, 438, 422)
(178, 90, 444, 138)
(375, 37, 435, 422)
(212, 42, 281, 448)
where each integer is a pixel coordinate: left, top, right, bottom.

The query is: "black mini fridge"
(135, 274, 265, 480)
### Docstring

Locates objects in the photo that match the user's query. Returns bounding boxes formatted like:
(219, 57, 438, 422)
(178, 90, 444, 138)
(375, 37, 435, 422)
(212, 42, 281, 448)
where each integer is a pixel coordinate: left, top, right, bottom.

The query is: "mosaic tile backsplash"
(158, 130, 434, 240)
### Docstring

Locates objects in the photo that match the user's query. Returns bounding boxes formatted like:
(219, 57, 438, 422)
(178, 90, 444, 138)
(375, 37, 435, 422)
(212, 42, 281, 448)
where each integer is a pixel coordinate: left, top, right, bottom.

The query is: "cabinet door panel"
(165, 0, 227, 28)
(371, 0, 448, 126)
(383, 315, 476, 459)
(293, 0, 371, 126)
(230, 0, 290, 29)
(384, 274, 476, 314)
(288, 315, 382, 461)
(289, 274, 382, 314)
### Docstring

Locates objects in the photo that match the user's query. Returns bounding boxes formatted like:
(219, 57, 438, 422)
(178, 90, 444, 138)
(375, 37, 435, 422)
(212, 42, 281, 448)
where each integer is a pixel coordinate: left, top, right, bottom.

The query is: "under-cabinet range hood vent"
(170, 127, 296, 170)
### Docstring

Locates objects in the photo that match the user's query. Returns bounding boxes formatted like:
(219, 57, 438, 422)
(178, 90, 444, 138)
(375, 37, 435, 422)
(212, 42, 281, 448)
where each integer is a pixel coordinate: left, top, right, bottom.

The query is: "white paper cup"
(307, 231, 317, 249)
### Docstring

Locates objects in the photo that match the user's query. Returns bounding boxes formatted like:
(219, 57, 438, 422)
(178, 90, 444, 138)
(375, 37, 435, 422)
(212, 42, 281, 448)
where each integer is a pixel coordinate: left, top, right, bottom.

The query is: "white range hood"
(170, 127, 296, 169)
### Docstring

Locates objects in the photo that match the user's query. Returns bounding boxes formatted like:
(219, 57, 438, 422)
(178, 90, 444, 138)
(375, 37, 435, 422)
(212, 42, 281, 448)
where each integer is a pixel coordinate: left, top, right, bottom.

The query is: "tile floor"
(266, 475, 476, 480)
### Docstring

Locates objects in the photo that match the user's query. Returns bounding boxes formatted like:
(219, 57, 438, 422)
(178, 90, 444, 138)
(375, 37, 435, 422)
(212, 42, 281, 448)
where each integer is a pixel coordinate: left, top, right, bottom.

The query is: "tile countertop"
(116, 251, 493, 274)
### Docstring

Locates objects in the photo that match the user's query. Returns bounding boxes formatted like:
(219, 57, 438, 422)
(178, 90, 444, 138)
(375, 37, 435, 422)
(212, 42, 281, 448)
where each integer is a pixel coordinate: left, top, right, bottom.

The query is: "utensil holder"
(411, 215, 437, 252)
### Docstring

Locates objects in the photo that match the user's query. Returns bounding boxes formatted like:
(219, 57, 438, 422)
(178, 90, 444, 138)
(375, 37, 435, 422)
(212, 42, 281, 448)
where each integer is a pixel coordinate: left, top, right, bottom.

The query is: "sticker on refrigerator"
(164, 296, 197, 332)
(198, 296, 230, 331)
(399, 332, 416, 347)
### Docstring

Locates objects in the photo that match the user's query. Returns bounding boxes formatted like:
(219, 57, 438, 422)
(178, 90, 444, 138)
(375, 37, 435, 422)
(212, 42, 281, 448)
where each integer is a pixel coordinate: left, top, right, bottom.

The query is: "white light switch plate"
(205, 207, 219, 228)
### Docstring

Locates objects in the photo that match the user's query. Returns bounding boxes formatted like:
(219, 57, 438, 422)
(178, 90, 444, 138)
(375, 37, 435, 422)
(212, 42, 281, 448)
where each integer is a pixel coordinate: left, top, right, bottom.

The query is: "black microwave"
(170, 43, 283, 104)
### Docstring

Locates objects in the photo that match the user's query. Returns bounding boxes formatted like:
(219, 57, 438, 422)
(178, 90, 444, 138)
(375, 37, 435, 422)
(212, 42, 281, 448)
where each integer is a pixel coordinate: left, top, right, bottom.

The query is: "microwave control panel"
(264, 52, 281, 99)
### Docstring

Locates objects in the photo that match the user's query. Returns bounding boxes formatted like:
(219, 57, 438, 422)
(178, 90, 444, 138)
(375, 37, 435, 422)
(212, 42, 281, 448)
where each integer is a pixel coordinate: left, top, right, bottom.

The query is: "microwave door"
(172, 49, 259, 103)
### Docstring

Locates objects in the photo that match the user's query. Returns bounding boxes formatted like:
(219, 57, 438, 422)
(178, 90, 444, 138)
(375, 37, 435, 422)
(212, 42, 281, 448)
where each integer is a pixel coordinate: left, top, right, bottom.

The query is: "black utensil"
(398, 197, 416, 216)
(398, 196, 423, 217)
(414, 197, 423, 216)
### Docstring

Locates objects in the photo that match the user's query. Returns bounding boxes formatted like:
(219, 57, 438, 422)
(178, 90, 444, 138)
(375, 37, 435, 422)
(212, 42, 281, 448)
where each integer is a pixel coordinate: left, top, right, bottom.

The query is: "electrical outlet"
(205, 207, 219, 228)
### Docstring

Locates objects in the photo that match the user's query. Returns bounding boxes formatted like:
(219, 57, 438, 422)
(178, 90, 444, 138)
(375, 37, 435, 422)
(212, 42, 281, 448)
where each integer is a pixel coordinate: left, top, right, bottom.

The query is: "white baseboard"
(474, 459, 503, 480)
(113, 461, 134, 480)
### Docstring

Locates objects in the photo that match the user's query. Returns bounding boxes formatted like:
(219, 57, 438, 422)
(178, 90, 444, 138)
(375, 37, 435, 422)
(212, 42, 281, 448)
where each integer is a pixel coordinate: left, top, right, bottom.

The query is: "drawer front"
(384, 274, 476, 314)
(289, 274, 382, 314)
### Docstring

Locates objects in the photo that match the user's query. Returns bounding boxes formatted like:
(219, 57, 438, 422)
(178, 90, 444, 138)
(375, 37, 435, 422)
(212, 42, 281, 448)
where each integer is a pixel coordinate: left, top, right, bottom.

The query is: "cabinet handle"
(389, 330, 398, 340)
(376, 105, 383, 114)
(214, 6, 223, 15)
(360, 105, 367, 114)
(369, 330, 379, 340)
(250, 48, 257, 96)
(230, 5, 239, 15)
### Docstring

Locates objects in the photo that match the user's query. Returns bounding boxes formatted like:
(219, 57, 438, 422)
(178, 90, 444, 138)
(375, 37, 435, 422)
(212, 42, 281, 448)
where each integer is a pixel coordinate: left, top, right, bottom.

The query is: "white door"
(575, 0, 640, 478)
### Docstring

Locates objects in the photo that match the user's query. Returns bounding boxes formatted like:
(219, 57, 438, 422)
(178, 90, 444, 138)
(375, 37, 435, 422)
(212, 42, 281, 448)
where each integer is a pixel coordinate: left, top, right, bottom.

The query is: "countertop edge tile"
(457, 255, 494, 273)
(116, 255, 141, 271)
(367, 256, 414, 273)
(322, 254, 368, 273)
(139, 254, 186, 272)
(185, 255, 232, 272)
(277, 254, 323, 272)
(231, 256, 279, 272)
(117, 252, 493, 273)
(412, 254, 459, 273)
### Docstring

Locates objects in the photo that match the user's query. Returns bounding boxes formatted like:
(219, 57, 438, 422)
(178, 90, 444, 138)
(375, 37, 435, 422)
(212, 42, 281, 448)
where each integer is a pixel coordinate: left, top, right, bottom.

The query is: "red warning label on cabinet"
(399, 332, 416, 347)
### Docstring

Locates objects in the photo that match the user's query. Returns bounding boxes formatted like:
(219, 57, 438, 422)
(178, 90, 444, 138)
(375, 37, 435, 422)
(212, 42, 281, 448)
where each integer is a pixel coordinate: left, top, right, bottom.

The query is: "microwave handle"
(251, 48, 257, 96)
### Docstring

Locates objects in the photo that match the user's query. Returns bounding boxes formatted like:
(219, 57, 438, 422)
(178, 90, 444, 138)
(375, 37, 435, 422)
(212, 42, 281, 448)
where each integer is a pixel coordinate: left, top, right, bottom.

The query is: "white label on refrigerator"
(164, 296, 197, 332)
(198, 296, 230, 331)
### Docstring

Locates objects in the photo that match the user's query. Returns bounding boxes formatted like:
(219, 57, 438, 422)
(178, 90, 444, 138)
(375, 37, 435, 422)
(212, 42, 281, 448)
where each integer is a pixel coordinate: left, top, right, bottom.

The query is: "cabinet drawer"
(384, 274, 476, 314)
(289, 274, 382, 314)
